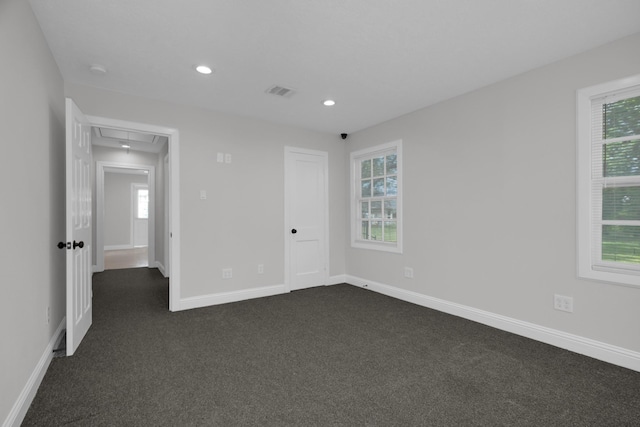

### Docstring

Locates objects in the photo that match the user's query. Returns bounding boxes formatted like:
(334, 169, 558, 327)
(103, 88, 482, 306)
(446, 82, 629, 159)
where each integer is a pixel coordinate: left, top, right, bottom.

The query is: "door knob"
(57, 242, 67, 249)
(291, 229, 297, 234)
(73, 240, 84, 249)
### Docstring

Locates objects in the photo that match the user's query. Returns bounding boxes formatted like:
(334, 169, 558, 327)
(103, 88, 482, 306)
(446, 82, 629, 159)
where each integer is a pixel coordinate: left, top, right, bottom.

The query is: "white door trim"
(87, 114, 181, 312)
(96, 163, 155, 270)
(163, 153, 171, 278)
(284, 146, 330, 291)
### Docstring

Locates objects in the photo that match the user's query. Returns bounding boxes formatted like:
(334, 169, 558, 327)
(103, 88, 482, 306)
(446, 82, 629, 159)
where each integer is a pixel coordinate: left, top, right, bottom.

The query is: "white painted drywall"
(104, 172, 148, 248)
(0, 0, 66, 424)
(66, 84, 348, 298)
(345, 32, 640, 353)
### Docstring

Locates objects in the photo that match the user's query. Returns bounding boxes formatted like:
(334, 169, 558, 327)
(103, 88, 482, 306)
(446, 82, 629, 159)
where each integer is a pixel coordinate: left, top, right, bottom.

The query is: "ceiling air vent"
(265, 85, 296, 98)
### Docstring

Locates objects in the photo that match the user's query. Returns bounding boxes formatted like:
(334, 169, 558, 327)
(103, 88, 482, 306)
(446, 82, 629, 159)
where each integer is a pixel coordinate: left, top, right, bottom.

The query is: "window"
(577, 74, 640, 286)
(351, 140, 402, 253)
(135, 187, 149, 219)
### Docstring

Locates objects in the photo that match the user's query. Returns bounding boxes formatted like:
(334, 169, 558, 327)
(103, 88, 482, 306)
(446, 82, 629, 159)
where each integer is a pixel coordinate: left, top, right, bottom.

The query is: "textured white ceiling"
(28, 0, 640, 134)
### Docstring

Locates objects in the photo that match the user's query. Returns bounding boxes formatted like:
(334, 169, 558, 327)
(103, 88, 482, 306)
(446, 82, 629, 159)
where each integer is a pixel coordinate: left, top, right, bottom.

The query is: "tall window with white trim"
(351, 140, 402, 253)
(578, 74, 640, 286)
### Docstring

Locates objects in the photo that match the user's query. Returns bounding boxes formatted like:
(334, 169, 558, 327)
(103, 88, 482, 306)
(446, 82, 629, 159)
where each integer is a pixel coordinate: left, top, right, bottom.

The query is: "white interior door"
(285, 147, 328, 291)
(65, 98, 93, 356)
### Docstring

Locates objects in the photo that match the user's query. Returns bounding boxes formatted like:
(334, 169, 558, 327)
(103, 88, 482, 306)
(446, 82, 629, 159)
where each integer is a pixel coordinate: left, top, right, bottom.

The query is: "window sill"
(351, 240, 403, 254)
(579, 266, 640, 288)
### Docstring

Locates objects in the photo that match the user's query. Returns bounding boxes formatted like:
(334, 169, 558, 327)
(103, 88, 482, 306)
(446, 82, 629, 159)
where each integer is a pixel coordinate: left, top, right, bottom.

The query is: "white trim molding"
(346, 275, 640, 372)
(104, 244, 134, 251)
(155, 261, 167, 278)
(178, 285, 288, 311)
(3, 318, 66, 427)
(327, 275, 347, 286)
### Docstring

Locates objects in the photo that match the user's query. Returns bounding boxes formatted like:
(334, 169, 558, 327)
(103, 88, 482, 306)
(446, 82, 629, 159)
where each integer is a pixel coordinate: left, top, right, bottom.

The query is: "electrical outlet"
(258, 264, 264, 274)
(554, 294, 573, 313)
(217, 152, 224, 163)
(222, 268, 232, 279)
(200, 190, 207, 200)
(404, 267, 414, 279)
(225, 153, 232, 164)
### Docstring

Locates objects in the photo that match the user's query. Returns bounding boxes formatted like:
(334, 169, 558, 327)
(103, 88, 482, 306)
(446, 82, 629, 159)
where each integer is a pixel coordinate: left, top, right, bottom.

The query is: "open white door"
(65, 98, 93, 356)
(285, 147, 329, 291)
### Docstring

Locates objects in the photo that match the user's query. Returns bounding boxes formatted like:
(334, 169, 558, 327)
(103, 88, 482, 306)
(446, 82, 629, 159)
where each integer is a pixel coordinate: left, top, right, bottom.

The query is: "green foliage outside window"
(602, 96, 640, 264)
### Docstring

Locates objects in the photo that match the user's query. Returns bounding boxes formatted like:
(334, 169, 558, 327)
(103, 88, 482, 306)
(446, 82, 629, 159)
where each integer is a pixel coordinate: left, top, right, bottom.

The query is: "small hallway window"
(136, 188, 149, 219)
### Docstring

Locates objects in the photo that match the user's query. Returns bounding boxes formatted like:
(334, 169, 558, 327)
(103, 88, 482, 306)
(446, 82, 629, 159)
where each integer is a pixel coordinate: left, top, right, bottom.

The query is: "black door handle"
(57, 242, 66, 249)
(73, 240, 84, 249)
(291, 229, 297, 234)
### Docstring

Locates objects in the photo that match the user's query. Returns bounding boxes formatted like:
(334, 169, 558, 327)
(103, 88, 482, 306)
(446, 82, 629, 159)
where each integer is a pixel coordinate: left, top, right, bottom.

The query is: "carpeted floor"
(23, 268, 640, 426)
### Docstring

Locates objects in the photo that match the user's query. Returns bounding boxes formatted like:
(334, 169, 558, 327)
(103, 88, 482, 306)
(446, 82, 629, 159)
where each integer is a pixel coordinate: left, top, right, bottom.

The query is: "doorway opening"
(87, 115, 181, 311)
(99, 165, 153, 270)
(96, 162, 156, 272)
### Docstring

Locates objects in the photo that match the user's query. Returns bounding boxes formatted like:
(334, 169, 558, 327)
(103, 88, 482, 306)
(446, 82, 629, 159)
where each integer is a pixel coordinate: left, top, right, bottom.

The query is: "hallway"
(104, 247, 149, 270)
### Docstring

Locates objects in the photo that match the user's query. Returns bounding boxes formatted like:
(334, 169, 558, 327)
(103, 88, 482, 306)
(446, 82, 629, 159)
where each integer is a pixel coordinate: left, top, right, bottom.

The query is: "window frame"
(577, 73, 640, 287)
(350, 140, 403, 253)
(132, 183, 149, 220)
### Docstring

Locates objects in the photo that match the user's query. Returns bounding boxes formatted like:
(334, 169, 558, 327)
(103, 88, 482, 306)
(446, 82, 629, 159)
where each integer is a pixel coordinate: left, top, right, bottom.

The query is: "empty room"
(2, 0, 640, 425)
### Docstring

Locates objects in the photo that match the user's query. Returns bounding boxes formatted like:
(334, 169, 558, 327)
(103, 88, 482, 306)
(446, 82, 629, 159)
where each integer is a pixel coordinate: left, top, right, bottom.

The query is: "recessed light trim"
(196, 65, 213, 75)
(121, 144, 131, 149)
(323, 99, 336, 106)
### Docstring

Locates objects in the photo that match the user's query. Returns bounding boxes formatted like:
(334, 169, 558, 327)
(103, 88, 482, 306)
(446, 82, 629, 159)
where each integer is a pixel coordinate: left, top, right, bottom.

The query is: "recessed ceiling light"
(121, 144, 131, 149)
(196, 65, 213, 75)
(89, 64, 107, 75)
(323, 99, 336, 106)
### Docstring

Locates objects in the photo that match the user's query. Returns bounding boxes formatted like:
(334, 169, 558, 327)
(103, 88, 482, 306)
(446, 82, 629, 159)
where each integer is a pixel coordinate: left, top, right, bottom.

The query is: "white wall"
(67, 84, 347, 300)
(104, 172, 148, 248)
(346, 32, 640, 354)
(0, 0, 66, 424)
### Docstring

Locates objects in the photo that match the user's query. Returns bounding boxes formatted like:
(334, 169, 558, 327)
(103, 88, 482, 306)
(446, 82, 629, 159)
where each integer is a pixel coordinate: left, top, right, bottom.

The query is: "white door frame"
(96, 163, 155, 269)
(283, 146, 330, 291)
(163, 153, 171, 278)
(87, 114, 181, 312)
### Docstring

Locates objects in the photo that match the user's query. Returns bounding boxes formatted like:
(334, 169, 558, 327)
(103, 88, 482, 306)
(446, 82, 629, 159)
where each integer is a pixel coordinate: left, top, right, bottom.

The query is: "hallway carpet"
(23, 269, 640, 426)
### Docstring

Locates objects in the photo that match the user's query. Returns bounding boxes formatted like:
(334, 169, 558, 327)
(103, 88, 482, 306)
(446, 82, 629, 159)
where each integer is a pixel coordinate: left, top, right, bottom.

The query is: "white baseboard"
(155, 261, 167, 277)
(104, 244, 133, 251)
(345, 275, 640, 372)
(179, 284, 288, 311)
(327, 274, 347, 286)
(3, 317, 66, 427)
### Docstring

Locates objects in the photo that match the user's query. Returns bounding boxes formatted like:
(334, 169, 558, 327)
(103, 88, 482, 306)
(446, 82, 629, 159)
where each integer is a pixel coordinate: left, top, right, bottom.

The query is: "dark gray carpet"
(23, 269, 640, 426)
